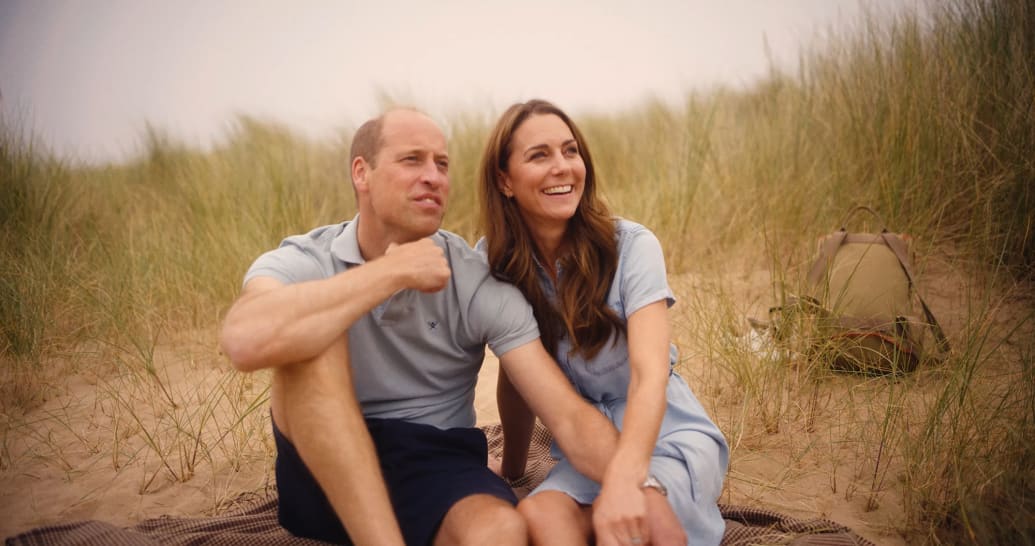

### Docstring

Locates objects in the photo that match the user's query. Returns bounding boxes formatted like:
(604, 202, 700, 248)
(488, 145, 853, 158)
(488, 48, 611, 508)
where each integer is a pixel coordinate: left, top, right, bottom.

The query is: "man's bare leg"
(518, 491, 592, 546)
(433, 494, 527, 546)
(272, 335, 405, 546)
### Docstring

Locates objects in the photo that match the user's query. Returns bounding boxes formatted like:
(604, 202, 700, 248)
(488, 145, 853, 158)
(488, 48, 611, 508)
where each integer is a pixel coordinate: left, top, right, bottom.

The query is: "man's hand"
(384, 239, 451, 293)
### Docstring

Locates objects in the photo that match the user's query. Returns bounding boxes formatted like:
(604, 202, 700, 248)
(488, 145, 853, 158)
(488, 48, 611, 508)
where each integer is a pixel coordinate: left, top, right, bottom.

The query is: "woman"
(478, 99, 729, 546)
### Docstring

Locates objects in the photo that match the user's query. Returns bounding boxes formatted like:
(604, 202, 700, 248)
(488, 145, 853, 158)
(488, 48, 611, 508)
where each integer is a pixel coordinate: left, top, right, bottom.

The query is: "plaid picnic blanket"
(7, 424, 875, 546)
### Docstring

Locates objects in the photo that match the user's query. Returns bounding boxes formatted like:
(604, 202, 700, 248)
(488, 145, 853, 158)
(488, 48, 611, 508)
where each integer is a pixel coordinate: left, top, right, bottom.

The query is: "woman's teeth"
(543, 185, 572, 195)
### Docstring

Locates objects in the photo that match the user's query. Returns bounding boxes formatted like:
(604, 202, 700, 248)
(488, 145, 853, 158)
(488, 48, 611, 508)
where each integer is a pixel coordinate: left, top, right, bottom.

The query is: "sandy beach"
(1, 258, 1029, 546)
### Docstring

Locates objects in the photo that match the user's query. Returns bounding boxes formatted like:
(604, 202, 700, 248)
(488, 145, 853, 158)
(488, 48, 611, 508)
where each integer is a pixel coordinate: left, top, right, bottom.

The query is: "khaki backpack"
(763, 206, 950, 374)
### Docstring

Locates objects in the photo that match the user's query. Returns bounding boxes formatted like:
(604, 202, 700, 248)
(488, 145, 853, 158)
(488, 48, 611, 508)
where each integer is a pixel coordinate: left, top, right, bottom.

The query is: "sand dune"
(1, 260, 1029, 546)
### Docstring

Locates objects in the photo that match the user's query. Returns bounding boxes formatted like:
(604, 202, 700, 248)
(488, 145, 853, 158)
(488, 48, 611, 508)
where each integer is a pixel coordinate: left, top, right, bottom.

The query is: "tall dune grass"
(2, 0, 1032, 542)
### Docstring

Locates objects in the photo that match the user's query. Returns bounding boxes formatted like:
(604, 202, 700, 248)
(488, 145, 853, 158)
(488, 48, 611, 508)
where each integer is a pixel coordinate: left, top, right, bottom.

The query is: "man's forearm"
(548, 404, 620, 482)
(498, 341, 621, 483)
(221, 259, 401, 372)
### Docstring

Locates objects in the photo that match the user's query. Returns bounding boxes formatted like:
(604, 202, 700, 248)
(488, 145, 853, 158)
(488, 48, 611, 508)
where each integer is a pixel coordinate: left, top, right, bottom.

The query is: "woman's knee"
(517, 491, 586, 531)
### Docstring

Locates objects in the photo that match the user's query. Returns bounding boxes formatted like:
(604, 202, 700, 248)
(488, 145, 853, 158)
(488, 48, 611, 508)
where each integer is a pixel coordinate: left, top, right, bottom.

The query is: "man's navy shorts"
(273, 417, 518, 545)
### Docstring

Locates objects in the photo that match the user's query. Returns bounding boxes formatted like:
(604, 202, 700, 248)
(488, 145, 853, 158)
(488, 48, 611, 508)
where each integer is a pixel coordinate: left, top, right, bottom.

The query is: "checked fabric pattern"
(7, 423, 875, 546)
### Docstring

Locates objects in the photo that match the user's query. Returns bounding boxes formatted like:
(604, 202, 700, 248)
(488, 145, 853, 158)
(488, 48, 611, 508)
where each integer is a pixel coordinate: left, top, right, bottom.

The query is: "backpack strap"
(806, 230, 848, 288)
(879, 231, 951, 355)
(805, 206, 951, 357)
(838, 205, 885, 228)
(806, 205, 886, 289)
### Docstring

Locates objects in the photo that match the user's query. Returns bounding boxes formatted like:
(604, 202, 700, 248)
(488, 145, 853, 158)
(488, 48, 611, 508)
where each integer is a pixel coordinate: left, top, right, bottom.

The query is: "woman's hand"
(592, 480, 650, 546)
(644, 487, 687, 546)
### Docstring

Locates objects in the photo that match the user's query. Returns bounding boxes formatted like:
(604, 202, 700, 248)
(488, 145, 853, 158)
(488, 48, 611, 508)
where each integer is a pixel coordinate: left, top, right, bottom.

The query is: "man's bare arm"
(220, 238, 449, 372)
(497, 340, 618, 481)
(499, 339, 664, 546)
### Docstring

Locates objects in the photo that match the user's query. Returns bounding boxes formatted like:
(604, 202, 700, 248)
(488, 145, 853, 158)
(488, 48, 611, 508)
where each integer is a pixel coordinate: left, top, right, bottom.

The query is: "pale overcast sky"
(0, 1, 914, 164)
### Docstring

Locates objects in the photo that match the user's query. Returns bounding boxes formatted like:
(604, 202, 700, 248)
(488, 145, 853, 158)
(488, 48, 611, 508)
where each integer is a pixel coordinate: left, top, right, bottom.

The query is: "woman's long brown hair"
(478, 99, 624, 359)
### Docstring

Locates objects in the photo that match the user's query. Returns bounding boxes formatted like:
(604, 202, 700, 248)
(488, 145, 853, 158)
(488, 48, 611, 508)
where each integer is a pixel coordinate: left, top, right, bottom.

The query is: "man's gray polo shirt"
(244, 216, 540, 430)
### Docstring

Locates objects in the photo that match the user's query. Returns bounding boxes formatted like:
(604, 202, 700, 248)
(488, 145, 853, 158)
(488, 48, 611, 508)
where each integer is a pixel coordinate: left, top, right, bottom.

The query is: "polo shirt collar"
(331, 214, 365, 265)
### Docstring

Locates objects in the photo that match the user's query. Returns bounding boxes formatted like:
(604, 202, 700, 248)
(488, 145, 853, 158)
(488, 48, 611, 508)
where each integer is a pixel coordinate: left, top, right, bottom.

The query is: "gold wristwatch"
(641, 474, 668, 496)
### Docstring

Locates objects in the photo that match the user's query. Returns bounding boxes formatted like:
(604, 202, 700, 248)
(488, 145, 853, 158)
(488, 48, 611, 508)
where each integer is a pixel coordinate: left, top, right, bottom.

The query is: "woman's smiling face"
(501, 113, 586, 230)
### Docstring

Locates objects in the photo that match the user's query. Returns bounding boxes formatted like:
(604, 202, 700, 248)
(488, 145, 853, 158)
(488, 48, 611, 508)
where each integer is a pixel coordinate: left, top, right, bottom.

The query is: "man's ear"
(352, 157, 369, 193)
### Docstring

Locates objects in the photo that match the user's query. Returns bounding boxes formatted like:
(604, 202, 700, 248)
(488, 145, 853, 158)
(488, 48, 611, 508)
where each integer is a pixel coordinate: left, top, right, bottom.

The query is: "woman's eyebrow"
(522, 143, 549, 155)
(523, 139, 576, 154)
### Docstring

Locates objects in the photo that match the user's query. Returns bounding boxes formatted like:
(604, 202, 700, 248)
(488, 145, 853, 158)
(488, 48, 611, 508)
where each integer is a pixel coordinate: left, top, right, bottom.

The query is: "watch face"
(643, 475, 667, 496)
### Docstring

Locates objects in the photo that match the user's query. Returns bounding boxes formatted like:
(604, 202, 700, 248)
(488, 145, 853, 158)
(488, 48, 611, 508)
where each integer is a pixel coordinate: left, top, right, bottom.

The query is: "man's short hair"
(349, 107, 428, 175)
(349, 115, 385, 170)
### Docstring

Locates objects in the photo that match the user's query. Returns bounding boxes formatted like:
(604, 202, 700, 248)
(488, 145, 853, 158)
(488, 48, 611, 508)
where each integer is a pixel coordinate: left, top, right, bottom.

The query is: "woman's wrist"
(641, 474, 668, 496)
(500, 457, 527, 480)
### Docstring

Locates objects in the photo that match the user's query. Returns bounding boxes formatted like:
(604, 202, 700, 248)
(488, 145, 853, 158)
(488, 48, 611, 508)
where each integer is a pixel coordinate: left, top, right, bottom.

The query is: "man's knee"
(436, 495, 526, 546)
(270, 338, 352, 437)
(469, 501, 526, 543)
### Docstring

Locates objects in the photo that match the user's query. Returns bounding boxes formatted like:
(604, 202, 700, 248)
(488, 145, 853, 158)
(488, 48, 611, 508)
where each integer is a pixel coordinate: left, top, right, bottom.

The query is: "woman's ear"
(498, 171, 514, 198)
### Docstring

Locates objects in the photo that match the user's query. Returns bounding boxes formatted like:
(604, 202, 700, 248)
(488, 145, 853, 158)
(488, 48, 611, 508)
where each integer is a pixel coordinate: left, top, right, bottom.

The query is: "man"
(220, 108, 653, 546)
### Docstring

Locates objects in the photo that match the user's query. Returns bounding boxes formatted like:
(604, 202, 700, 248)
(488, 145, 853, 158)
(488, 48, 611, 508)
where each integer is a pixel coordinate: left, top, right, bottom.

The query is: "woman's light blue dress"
(508, 219, 729, 546)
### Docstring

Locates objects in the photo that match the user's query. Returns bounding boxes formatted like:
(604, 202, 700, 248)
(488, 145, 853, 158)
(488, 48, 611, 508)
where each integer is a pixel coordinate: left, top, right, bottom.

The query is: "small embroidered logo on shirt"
(427, 321, 438, 330)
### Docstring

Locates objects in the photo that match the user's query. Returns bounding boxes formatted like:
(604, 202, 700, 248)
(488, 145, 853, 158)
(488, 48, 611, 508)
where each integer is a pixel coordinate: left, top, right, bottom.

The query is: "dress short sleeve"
(617, 221, 675, 319)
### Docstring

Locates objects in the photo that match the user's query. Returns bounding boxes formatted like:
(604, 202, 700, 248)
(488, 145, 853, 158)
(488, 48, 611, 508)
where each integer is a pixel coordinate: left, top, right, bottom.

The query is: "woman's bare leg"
(518, 491, 593, 546)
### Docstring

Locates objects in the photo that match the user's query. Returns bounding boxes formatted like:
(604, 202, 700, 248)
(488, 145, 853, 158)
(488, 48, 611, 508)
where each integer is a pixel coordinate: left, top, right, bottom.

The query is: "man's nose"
(421, 159, 448, 187)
